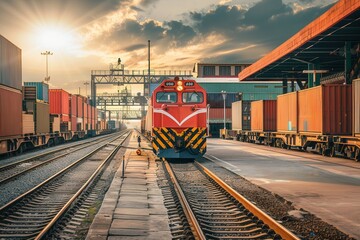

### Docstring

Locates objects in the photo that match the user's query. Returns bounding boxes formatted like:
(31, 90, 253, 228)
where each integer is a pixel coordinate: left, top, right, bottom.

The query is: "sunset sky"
(0, 0, 336, 94)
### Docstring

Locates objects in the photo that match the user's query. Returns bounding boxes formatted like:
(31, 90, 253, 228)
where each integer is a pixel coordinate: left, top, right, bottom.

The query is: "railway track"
(164, 160, 299, 240)
(0, 132, 125, 185)
(0, 130, 131, 239)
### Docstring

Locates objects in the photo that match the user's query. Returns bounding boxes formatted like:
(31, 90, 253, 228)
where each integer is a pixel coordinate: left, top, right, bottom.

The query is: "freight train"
(141, 77, 208, 159)
(228, 80, 360, 161)
(0, 83, 118, 156)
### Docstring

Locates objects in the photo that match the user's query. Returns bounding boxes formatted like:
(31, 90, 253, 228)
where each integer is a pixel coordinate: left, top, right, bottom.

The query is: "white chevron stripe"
(154, 108, 207, 126)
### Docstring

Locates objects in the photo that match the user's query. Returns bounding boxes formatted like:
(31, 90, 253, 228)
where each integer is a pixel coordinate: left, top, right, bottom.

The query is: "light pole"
(84, 81, 89, 97)
(41, 51, 53, 83)
(221, 90, 227, 131)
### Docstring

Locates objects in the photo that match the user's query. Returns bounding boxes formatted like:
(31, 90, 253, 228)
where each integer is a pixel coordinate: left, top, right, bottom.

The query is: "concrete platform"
(86, 131, 172, 240)
(204, 138, 360, 239)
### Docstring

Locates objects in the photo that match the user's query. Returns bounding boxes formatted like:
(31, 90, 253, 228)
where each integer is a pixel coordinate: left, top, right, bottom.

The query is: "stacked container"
(23, 82, 50, 134)
(76, 95, 84, 131)
(251, 100, 277, 132)
(24, 82, 49, 102)
(0, 85, 23, 137)
(49, 89, 70, 132)
(70, 94, 77, 132)
(0, 35, 22, 138)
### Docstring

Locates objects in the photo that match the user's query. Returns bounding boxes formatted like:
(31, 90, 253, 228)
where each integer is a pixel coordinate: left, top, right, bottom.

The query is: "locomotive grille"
(152, 127, 206, 154)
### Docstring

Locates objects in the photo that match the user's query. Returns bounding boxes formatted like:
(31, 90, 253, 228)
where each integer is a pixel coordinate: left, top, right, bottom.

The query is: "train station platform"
(86, 132, 172, 240)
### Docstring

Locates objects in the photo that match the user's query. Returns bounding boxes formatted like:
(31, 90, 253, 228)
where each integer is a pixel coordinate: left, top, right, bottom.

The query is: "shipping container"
(23, 86, 37, 100)
(49, 89, 70, 121)
(50, 114, 60, 133)
(24, 82, 49, 102)
(353, 79, 360, 137)
(22, 113, 34, 135)
(277, 91, 298, 132)
(35, 101, 50, 134)
(0, 35, 22, 90)
(298, 84, 352, 135)
(231, 100, 251, 130)
(251, 100, 277, 132)
(77, 117, 83, 131)
(208, 108, 231, 123)
(70, 95, 77, 116)
(87, 104, 91, 120)
(207, 92, 241, 108)
(76, 95, 83, 117)
(71, 116, 77, 132)
(0, 85, 22, 137)
(83, 101, 88, 120)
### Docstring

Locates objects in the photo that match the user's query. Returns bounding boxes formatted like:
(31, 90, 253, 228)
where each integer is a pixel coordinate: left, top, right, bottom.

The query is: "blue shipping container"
(24, 82, 49, 102)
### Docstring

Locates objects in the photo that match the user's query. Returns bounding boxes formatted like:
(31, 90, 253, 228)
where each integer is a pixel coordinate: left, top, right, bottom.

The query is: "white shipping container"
(0, 35, 22, 90)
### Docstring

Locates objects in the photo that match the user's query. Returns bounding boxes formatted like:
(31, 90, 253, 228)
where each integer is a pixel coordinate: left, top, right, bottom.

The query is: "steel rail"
(164, 160, 206, 240)
(0, 130, 130, 212)
(35, 131, 131, 239)
(195, 161, 300, 240)
(0, 133, 122, 185)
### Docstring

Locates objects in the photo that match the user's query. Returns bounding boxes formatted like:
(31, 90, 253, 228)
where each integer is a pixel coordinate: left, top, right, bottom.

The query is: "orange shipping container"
(76, 95, 83, 117)
(251, 100, 277, 132)
(298, 84, 352, 135)
(0, 85, 22, 137)
(277, 92, 298, 132)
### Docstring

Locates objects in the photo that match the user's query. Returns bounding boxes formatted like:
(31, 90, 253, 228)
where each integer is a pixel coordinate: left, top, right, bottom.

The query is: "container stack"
(49, 89, 70, 132)
(23, 82, 50, 134)
(0, 35, 23, 138)
(70, 94, 77, 132)
(76, 95, 84, 131)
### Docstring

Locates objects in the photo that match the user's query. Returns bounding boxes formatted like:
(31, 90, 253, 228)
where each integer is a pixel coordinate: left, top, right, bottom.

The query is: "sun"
(33, 25, 82, 52)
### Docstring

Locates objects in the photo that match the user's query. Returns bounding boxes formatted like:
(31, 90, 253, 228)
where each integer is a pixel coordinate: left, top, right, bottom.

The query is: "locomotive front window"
(156, 92, 177, 103)
(182, 92, 204, 103)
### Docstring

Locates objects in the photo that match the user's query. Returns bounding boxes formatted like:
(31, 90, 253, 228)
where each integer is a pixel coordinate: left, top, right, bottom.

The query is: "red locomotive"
(143, 77, 208, 159)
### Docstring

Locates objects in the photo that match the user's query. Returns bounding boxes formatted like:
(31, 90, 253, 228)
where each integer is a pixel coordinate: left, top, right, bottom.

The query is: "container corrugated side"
(22, 113, 35, 134)
(298, 84, 352, 135)
(277, 91, 297, 132)
(354, 79, 360, 137)
(49, 89, 70, 119)
(232, 101, 242, 130)
(35, 101, 50, 134)
(0, 85, 22, 137)
(71, 116, 77, 132)
(231, 100, 251, 131)
(70, 95, 77, 116)
(0, 35, 22, 90)
(251, 100, 276, 132)
(209, 108, 231, 123)
(24, 82, 49, 102)
(50, 114, 60, 133)
(77, 96, 83, 117)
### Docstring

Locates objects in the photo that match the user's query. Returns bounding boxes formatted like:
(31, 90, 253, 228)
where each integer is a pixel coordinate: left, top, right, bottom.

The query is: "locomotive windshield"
(182, 92, 203, 103)
(156, 92, 177, 103)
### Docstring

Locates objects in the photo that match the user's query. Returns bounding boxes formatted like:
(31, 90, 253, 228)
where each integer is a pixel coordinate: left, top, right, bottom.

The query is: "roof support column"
(345, 41, 352, 84)
(282, 78, 288, 94)
(307, 63, 314, 88)
(314, 64, 321, 86)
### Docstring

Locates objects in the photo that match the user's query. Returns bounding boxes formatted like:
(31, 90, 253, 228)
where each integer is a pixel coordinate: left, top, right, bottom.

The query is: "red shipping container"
(0, 85, 22, 137)
(70, 95, 77, 116)
(49, 89, 70, 121)
(76, 95, 83, 117)
(83, 102, 88, 120)
(209, 108, 231, 122)
(298, 84, 352, 135)
(251, 100, 277, 132)
(87, 104, 91, 120)
(71, 115, 77, 133)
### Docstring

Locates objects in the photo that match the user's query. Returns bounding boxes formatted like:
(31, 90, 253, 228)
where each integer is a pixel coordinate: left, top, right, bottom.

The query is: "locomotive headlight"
(176, 85, 183, 91)
(177, 81, 183, 86)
